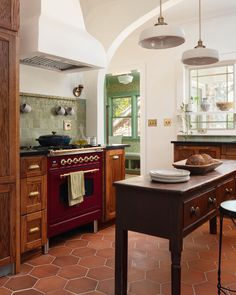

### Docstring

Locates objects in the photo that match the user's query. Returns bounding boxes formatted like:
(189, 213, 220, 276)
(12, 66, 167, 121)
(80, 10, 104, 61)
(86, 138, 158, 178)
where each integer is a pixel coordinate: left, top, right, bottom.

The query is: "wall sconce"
(73, 84, 84, 97)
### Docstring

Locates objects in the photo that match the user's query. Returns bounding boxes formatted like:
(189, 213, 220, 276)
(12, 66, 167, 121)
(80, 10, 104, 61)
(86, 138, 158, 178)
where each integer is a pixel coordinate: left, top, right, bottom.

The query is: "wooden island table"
(114, 161, 236, 295)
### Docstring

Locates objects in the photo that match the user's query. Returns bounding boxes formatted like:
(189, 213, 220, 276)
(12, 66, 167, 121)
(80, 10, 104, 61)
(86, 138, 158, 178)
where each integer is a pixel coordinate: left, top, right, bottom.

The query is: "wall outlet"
(63, 120, 72, 131)
(148, 119, 157, 127)
(164, 118, 172, 127)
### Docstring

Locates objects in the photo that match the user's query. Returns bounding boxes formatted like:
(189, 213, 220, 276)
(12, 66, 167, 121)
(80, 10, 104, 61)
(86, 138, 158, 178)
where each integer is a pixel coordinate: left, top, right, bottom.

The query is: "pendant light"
(182, 0, 219, 66)
(139, 0, 185, 49)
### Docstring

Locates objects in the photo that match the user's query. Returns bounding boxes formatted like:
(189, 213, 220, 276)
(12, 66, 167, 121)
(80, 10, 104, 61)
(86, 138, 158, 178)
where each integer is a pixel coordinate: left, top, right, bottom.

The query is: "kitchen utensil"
(36, 131, 71, 146)
(55, 106, 66, 115)
(20, 103, 32, 113)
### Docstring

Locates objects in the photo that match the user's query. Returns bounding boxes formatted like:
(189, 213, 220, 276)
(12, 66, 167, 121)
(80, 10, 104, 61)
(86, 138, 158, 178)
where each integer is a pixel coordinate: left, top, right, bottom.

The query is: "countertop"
(171, 140, 236, 145)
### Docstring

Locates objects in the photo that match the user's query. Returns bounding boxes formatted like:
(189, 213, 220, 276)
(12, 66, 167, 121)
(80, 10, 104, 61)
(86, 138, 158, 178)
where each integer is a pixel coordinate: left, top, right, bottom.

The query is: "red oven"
(47, 149, 103, 238)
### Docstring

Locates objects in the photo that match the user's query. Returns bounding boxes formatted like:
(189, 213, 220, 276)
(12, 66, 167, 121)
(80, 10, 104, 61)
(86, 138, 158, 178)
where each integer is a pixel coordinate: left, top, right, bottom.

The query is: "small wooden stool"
(218, 200, 236, 295)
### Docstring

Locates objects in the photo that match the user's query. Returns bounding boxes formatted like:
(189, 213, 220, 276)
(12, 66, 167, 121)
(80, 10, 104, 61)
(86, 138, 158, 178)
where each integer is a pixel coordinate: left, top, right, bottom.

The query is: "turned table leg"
(209, 216, 217, 234)
(115, 226, 128, 295)
(170, 238, 183, 295)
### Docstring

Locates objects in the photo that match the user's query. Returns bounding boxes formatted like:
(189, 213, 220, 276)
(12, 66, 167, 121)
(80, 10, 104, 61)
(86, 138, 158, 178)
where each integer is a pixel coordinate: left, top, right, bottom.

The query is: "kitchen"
(1, 0, 236, 294)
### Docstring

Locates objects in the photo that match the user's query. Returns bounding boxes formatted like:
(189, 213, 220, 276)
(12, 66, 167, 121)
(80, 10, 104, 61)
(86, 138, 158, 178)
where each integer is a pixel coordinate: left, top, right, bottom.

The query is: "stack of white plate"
(149, 169, 190, 183)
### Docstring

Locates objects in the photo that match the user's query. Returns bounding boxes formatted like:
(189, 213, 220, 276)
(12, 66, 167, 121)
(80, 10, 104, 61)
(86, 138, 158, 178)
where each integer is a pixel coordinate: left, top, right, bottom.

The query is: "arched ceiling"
(80, 0, 236, 50)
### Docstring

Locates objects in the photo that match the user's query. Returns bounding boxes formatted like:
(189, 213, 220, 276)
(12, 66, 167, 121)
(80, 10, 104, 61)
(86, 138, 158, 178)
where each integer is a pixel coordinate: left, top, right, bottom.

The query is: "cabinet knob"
(225, 188, 233, 194)
(113, 155, 119, 160)
(208, 197, 216, 205)
(190, 206, 200, 217)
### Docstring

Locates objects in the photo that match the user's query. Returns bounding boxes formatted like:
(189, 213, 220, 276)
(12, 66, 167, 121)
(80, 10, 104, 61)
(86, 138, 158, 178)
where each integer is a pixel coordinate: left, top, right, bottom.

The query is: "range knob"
(73, 158, 79, 164)
(89, 156, 95, 161)
(67, 158, 72, 165)
(84, 156, 89, 162)
(78, 157, 84, 163)
(94, 155, 100, 161)
(61, 159, 67, 166)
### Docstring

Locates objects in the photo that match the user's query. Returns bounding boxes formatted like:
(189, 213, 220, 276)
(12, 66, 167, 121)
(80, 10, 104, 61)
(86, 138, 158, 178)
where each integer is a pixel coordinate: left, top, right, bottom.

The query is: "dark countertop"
(171, 140, 236, 145)
(105, 144, 130, 150)
(20, 149, 48, 156)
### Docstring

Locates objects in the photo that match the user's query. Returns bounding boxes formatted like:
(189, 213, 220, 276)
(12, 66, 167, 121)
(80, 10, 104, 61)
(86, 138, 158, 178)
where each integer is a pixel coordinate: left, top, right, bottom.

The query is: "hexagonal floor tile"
(52, 255, 79, 267)
(4, 275, 37, 291)
(58, 265, 87, 279)
(87, 266, 114, 280)
(34, 276, 66, 293)
(66, 277, 97, 293)
(30, 264, 60, 278)
(129, 279, 160, 295)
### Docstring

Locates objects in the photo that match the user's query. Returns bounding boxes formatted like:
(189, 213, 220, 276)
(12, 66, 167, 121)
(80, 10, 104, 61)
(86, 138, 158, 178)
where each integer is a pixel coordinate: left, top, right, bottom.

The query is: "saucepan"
(36, 131, 71, 146)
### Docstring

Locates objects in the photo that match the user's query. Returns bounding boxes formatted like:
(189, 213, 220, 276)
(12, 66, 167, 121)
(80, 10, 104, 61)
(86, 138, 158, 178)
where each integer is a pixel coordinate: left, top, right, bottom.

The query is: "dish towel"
(68, 171, 85, 206)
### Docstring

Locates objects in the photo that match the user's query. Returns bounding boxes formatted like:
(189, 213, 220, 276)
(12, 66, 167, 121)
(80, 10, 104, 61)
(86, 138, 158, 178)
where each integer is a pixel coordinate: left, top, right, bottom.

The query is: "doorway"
(105, 70, 140, 175)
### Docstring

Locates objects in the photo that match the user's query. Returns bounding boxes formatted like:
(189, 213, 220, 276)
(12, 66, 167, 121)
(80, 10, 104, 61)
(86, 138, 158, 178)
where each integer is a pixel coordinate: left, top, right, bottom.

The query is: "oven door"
(47, 164, 102, 237)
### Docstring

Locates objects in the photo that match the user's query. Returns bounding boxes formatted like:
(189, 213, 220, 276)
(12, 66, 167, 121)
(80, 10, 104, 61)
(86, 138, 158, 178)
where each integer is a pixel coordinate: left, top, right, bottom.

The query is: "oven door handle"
(60, 168, 99, 179)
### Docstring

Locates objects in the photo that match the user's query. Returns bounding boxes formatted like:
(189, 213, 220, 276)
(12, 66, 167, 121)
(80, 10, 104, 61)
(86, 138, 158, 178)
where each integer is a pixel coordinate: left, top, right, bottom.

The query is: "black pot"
(36, 131, 71, 146)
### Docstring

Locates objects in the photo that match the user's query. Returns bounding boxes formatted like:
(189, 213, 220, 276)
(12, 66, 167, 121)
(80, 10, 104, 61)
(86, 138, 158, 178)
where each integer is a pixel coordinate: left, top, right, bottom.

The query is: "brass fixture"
(73, 84, 84, 97)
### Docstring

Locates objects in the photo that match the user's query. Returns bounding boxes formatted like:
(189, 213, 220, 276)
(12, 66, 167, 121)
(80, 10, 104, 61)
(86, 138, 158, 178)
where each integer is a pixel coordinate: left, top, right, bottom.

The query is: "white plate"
(151, 175, 190, 183)
(149, 168, 190, 178)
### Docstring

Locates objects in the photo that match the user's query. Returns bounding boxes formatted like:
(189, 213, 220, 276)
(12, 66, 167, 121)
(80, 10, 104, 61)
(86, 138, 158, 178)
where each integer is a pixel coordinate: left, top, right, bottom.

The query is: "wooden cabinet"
(173, 144, 221, 162)
(104, 149, 125, 221)
(0, 0, 19, 31)
(20, 156, 47, 254)
(0, 0, 19, 272)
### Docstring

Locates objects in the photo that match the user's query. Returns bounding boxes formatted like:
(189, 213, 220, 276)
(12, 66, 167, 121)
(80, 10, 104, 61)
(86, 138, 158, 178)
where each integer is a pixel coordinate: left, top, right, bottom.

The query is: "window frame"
(186, 63, 235, 131)
(108, 94, 140, 139)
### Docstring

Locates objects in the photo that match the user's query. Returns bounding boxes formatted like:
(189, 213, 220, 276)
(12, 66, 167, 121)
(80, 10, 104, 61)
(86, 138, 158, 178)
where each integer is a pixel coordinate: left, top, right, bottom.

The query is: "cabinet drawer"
(21, 156, 46, 178)
(217, 178, 235, 204)
(184, 189, 217, 228)
(21, 175, 47, 215)
(21, 210, 47, 253)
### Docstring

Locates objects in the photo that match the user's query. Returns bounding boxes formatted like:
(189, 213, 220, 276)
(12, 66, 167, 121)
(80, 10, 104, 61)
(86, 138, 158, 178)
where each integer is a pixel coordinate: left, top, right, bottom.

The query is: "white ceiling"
(80, 0, 236, 49)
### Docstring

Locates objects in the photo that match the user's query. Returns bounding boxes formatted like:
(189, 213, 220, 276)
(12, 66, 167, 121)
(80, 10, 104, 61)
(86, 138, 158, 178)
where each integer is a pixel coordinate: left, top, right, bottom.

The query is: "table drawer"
(20, 175, 46, 215)
(21, 210, 47, 253)
(21, 156, 47, 178)
(217, 178, 235, 204)
(184, 189, 217, 228)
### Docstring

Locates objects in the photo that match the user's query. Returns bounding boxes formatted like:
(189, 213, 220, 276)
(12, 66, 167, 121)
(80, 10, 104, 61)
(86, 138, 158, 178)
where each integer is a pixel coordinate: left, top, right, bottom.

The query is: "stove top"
(20, 144, 103, 156)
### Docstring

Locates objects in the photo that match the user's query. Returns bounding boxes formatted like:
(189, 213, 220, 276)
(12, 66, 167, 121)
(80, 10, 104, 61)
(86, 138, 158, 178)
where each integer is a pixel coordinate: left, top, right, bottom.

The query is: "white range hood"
(20, 0, 107, 72)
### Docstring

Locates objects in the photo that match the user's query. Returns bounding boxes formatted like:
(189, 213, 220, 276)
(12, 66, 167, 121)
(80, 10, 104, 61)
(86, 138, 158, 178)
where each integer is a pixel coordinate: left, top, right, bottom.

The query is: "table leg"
(170, 239, 183, 295)
(115, 226, 128, 295)
(209, 216, 217, 234)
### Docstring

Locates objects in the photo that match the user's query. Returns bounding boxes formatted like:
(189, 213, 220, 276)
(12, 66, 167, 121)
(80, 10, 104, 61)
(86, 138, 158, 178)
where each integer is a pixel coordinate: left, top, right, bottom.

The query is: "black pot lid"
(38, 131, 71, 139)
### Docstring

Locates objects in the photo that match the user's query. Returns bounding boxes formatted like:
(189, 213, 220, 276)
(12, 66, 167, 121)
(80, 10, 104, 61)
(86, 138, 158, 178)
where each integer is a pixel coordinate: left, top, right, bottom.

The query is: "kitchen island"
(114, 161, 236, 295)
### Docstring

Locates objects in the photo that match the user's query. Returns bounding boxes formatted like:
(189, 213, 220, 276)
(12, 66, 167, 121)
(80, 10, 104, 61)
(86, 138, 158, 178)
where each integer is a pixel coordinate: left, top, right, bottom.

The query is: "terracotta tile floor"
(0, 219, 236, 295)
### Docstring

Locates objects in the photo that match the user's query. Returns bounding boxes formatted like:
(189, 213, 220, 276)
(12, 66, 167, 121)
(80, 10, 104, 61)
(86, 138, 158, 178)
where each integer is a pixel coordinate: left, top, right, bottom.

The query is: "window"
(109, 95, 140, 138)
(188, 64, 234, 130)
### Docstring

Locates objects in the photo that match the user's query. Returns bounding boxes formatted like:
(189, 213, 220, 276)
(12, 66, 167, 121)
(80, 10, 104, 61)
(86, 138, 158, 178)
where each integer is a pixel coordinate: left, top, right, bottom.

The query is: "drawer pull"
(28, 164, 40, 170)
(208, 197, 216, 205)
(113, 155, 119, 160)
(29, 227, 40, 234)
(190, 206, 200, 217)
(29, 191, 39, 198)
(225, 188, 233, 194)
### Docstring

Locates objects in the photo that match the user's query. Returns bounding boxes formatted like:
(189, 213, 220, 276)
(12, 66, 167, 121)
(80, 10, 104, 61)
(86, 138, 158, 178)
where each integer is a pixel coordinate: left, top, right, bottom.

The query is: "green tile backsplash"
(20, 93, 86, 146)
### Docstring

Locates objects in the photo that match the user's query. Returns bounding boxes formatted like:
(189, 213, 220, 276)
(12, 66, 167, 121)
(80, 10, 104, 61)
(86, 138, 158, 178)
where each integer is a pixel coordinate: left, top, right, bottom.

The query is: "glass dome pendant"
(182, 0, 219, 66)
(139, 0, 185, 49)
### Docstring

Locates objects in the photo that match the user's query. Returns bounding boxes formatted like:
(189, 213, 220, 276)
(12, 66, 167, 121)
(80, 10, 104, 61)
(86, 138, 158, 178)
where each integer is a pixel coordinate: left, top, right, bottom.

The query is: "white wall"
(20, 65, 85, 98)
(108, 13, 236, 172)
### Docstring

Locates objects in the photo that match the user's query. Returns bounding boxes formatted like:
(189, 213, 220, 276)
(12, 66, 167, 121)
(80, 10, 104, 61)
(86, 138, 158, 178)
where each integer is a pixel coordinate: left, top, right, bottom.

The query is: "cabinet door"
(0, 31, 19, 182)
(0, 0, 19, 31)
(174, 145, 196, 162)
(174, 145, 221, 162)
(105, 149, 125, 221)
(0, 30, 19, 270)
(0, 184, 16, 266)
